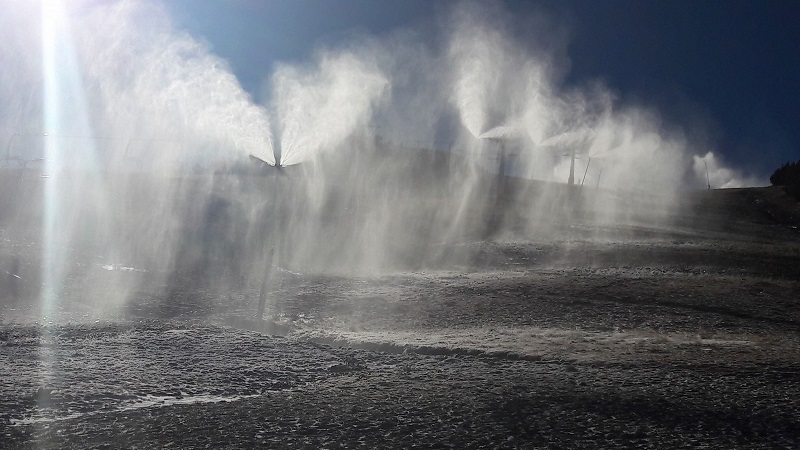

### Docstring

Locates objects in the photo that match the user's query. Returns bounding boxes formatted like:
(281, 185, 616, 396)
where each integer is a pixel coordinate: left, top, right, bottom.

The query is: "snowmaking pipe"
(249, 150, 288, 320)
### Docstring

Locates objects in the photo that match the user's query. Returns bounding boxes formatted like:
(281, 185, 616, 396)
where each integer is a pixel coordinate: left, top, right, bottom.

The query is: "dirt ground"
(1, 182, 800, 448)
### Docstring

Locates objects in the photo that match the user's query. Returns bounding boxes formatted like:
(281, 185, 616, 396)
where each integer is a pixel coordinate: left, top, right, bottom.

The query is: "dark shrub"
(770, 160, 800, 200)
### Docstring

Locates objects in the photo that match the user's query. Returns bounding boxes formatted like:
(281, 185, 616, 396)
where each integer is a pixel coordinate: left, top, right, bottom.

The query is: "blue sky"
(162, 0, 798, 177)
(165, 0, 440, 99)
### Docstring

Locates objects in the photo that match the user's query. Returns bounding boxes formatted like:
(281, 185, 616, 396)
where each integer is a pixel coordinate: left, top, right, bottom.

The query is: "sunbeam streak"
(40, 0, 66, 324)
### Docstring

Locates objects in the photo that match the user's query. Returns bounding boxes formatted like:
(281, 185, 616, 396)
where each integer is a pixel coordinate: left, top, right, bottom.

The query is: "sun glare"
(40, 0, 102, 324)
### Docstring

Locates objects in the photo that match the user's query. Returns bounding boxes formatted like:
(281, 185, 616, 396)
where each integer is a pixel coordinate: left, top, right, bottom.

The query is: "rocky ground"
(1, 185, 800, 448)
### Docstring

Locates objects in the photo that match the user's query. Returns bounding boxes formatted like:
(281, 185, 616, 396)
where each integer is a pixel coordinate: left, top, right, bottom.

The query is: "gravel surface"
(2, 184, 800, 448)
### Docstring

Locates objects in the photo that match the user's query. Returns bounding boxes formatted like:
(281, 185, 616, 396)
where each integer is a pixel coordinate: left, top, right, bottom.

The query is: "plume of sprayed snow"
(446, 2, 558, 141)
(76, 0, 274, 169)
(369, 30, 454, 151)
(441, 1, 694, 202)
(0, 0, 273, 170)
(693, 152, 763, 188)
(447, 14, 502, 138)
(260, 0, 760, 273)
(272, 51, 389, 166)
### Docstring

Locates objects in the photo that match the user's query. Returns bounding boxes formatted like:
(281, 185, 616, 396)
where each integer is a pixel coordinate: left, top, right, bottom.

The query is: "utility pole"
(567, 147, 576, 185)
(252, 135, 284, 322)
(578, 156, 591, 195)
(581, 157, 591, 186)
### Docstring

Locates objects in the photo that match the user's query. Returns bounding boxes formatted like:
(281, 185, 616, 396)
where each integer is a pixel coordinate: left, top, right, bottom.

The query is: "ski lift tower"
(567, 146, 576, 185)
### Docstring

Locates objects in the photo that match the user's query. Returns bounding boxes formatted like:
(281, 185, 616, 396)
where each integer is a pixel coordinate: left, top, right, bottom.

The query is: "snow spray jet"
(440, 2, 575, 237)
(0, 0, 273, 317)
(259, 46, 390, 274)
(242, 0, 756, 277)
(693, 152, 762, 189)
(256, 0, 720, 269)
(272, 51, 389, 167)
(74, 1, 274, 170)
(438, 1, 708, 237)
(72, 0, 275, 302)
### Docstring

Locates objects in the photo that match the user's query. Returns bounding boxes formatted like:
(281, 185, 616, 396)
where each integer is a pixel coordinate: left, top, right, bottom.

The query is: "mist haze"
(3, 2, 800, 447)
(0, 0, 769, 315)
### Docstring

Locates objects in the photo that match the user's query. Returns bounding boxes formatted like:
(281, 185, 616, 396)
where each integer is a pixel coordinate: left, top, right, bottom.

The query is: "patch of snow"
(10, 393, 261, 427)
